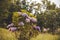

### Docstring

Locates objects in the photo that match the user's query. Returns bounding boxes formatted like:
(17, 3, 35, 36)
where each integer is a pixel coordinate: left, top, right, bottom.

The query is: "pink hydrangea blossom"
(18, 21, 24, 26)
(35, 26, 40, 31)
(21, 13, 28, 17)
(25, 18, 30, 23)
(7, 23, 14, 28)
(30, 18, 37, 23)
(33, 26, 40, 31)
(8, 27, 17, 32)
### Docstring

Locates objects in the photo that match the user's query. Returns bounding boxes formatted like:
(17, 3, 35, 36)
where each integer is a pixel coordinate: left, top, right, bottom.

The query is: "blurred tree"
(20, 0, 26, 9)
(36, 0, 59, 34)
(0, 0, 11, 26)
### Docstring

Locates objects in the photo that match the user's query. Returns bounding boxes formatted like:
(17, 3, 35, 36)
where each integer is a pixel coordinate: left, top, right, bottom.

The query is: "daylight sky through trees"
(27, 0, 60, 7)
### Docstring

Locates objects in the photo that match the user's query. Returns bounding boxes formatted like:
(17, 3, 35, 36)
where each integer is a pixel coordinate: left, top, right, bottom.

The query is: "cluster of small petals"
(7, 23, 14, 28)
(33, 26, 40, 31)
(18, 21, 24, 26)
(9, 27, 17, 32)
(30, 18, 37, 23)
(25, 18, 30, 23)
(21, 13, 28, 17)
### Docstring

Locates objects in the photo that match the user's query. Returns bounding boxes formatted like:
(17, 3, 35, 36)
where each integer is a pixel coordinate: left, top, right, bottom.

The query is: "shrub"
(12, 11, 38, 40)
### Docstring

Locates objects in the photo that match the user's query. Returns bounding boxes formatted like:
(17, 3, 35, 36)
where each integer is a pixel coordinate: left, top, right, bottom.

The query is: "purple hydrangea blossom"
(25, 18, 30, 23)
(18, 22, 24, 26)
(9, 27, 17, 32)
(35, 26, 40, 31)
(30, 18, 37, 23)
(33, 26, 40, 31)
(21, 13, 28, 17)
(7, 23, 14, 28)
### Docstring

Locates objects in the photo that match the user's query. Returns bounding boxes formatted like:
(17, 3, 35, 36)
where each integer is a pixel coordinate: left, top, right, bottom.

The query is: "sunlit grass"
(0, 28, 17, 40)
(30, 33, 60, 40)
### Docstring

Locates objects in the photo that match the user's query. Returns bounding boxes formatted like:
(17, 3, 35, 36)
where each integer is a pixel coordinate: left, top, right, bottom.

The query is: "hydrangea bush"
(12, 11, 40, 40)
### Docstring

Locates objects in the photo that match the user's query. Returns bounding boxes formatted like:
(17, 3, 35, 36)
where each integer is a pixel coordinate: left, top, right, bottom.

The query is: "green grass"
(0, 28, 17, 40)
(30, 33, 60, 40)
(0, 27, 60, 40)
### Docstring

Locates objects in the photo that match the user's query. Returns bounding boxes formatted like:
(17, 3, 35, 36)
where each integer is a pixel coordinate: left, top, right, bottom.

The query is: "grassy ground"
(30, 33, 60, 40)
(0, 28, 18, 40)
(0, 27, 60, 40)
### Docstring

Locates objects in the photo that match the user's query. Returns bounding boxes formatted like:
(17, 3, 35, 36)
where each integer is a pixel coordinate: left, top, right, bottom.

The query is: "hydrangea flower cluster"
(7, 23, 14, 28)
(7, 23, 17, 32)
(25, 18, 30, 23)
(18, 21, 24, 26)
(30, 18, 37, 23)
(35, 26, 40, 31)
(21, 13, 28, 17)
(33, 26, 40, 31)
(6, 12, 38, 33)
(8, 27, 17, 32)
(18, 12, 37, 26)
